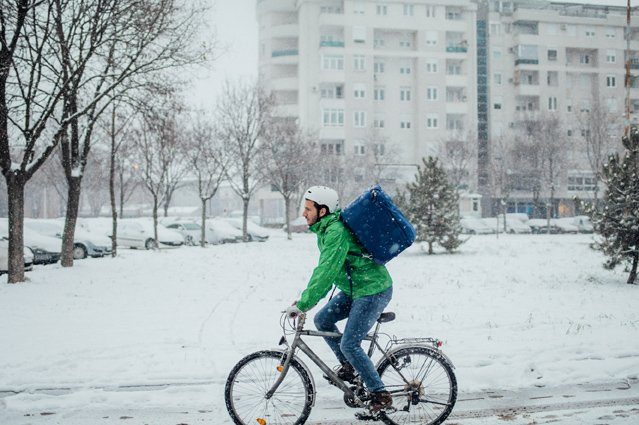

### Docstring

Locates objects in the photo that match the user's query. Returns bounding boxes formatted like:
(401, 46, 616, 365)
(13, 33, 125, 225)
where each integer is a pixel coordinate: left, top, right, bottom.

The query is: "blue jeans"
(314, 287, 393, 393)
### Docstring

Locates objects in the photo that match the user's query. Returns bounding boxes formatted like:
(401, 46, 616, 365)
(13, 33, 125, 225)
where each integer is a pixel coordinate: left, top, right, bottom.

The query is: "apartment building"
(257, 0, 638, 218)
(485, 0, 637, 216)
(258, 0, 479, 186)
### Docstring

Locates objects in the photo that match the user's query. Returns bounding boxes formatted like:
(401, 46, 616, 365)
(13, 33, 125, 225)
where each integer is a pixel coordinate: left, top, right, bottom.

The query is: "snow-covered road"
(1, 231, 638, 423)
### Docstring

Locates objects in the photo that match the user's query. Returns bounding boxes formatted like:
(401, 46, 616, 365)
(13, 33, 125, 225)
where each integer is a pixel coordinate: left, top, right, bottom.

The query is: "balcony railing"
(272, 49, 299, 58)
(319, 40, 345, 48)
(630, 58, 639, 70)
(446, 45, 468, 53)
(515, 58, 539, 66)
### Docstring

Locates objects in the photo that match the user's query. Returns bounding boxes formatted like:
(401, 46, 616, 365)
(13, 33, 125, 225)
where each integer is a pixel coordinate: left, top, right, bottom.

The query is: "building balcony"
(273, 104, 299, 118)
(446, 102, 468, 114)
(515, 58, 538, 66)
(272, 49, 298, 58)
(446, 45, 468, 53)
(269, 77, 298, 91)
(516, 84, 540, 96)
(271, 24, 299, 39)
(319, 40, 345, 48)
(446, 74, 468, 86)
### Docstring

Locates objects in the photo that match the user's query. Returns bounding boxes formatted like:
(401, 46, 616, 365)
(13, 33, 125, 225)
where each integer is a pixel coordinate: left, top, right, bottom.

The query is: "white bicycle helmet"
(305, 186, 339, 213)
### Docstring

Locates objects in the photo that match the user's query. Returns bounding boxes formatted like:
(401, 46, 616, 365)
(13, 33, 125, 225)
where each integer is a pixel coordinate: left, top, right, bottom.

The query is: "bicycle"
(224, 311, 457, 425)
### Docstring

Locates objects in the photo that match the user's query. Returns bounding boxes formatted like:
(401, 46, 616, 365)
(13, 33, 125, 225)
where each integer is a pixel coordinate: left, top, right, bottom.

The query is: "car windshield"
(182, 223, 200, 230)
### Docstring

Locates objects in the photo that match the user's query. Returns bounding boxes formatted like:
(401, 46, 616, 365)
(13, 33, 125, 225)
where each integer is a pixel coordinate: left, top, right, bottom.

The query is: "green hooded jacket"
(296, 211, 393, 312)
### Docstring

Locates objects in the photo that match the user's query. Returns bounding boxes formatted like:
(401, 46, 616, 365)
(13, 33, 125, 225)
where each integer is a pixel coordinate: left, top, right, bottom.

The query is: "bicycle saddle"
(377, 312, 395, 323)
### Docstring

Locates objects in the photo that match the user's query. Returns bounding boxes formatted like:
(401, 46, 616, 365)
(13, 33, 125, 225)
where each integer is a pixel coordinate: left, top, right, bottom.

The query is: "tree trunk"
(428, 241, 433, 255)
(242, 197, 249, 242)
(628, 251, 638, 284)
(61, 177, 82, 267)
(284, 195, 291, 240)
(152, 195, 159, 249)
(109, 117, 118, 257)
(201, 198, 207, 247)
(6, 175, 26, 283)
(118, 167, 124, 218)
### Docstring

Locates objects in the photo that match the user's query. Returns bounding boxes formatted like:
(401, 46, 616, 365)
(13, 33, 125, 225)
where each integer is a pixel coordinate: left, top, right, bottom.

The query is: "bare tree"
(488, 133, 516, 231)
(53, 0, 212, 267)
(260, 117, 315, 239)
(439, 131, 477, 191)
(576, 98, 623, 206)
(185, 112, 228, 247)
(1, 1, 69, 282)
(217, 81, 272, 242)
(81, 147, 109, 217)
(133, 102, 186, 248)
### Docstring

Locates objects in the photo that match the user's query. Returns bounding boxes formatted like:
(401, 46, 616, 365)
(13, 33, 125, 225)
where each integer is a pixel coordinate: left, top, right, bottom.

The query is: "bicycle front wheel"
(224, 350, 314, 425)
(376, 346, 457, 425)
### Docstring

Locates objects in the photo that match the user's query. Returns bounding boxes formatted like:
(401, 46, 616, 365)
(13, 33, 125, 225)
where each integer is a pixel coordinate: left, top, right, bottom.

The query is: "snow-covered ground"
(0, 231, 638, 424)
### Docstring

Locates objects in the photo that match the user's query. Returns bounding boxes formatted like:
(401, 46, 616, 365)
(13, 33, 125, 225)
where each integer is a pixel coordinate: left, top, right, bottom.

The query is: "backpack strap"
(344, 259, 353, 298)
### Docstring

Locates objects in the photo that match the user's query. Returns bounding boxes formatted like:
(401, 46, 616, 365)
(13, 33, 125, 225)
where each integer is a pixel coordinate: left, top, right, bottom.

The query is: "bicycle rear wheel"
(376, 346, 457, 425)
(224, 350, 314, 425)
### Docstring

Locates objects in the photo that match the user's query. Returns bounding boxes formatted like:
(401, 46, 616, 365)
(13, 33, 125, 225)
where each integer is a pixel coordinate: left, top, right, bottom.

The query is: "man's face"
(303, 200, 321, 226)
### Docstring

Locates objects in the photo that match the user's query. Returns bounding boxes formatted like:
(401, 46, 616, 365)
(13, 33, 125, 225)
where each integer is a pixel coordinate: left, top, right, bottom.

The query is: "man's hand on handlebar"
(286, 304, 303, 319)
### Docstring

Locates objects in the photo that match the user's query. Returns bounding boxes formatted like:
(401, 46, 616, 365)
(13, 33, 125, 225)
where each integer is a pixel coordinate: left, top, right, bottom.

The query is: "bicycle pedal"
(354, 411, 381, 421)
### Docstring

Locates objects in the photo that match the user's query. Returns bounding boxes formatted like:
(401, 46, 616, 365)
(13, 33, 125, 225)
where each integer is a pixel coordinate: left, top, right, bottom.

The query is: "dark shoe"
(369, 391, 392, 412)
(336, 363, 357, 382)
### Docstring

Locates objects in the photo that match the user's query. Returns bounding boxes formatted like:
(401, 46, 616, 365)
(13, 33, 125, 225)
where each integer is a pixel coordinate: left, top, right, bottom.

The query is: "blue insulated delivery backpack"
(341, 185, 416, 264)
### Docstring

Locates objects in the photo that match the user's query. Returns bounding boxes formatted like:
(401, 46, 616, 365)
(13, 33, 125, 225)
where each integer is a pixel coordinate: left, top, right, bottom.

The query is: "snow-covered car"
(223, 218, 270, 242)
(505, 213, 530, 223)
(484, 216, 532, 234)
(117, 219, 184, 249)
(164, 221, 202, 246)
(0, 239, 34, 273)
(0, 220, 61, 264)
(528, 219, 561, 234)
(206, 218, 243, 245)
(460, 217, 495, 234)
(25, 219, 112, 259)
(552, 218, 579, 234)
(562, 216, 594, 233)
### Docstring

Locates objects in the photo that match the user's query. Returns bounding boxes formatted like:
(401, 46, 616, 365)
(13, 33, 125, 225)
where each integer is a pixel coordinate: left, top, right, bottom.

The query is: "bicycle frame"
(265, 314, 401, 408)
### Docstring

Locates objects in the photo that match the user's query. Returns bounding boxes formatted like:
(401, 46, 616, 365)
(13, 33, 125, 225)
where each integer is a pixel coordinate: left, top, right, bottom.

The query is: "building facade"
(257, 0, 638, 218)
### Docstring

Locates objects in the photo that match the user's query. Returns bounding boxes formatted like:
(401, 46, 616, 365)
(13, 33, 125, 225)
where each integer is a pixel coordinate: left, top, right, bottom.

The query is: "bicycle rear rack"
(385, 336, 442, 351)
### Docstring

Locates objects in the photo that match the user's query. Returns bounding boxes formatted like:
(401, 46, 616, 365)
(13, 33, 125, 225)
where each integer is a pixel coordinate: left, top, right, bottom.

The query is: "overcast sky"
(188, 0, 634, 109)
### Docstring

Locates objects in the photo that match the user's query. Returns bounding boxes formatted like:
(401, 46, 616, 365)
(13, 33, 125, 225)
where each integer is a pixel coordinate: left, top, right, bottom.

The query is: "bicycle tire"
(376, 346, 457, 425)
(225, 350, 315, 425)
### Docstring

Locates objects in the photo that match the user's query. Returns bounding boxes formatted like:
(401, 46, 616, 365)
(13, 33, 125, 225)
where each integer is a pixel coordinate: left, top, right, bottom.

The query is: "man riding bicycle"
(286, 185, 394, 412)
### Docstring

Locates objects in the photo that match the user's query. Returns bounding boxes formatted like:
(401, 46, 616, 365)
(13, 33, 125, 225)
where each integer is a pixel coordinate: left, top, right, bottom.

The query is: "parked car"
(460, 217, 495, 234)
(206, 218, 243, 245)
(117, 219, 184, 249)
(505, 213, 530, 223)
(0, 239, 34, 274)
(25, 219, 112, 259)
(223, 218, 270, 242)
(164, 221, 202, 246)
(0, 220, 61, 264)
(552, 218, 580, 234)
(528, 219, 562, 234)
(484, 216, 532, 234)
(564, 215, 594, 233)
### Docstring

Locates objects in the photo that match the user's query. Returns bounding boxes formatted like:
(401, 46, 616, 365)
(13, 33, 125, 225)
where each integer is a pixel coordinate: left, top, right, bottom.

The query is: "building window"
(353, 26, 366, 43)
(606, 50, 616, 63)
(399, 64, 412, 74)
(373, 117, 385, 128)
(547, 71, 558, 86)
(425, 31, 438, 46)
(374, 87, 385, 101)
(353, 55, 365, 71)
(354, 143, 366, 155)
(373, 144, 385, 156)
(606, 75, 617, 88)
(426, 87, 438, 101)
(320, 84, 344, 99)
(322, 109, 344, 126)
(353, 83, 366, 99)
(494, 102, 502, 110)
(606, 28, 616, 38)
(354, 111, 366, 127)
(403, 4, 414, 16)
(400, 87, 411, 101)
(376, 4, 388, 15)
(400, 119, 411, 129)
(320, 140, 344, 155)
(374, 60, 385, 73)
(490, 23, 501, 36)
(606, 98, 618, 112)
(399, 38, 412, 48)
(548, 97, 558, 111)
(580, 54, 590, 64)
(493, 48, 502, 61)
(567, 100, 572, 112)
(585, 29, 595, 37)
(568, 173, 596, 191)
(353, 2, 365, 14)
(426, 114, 439, 129)
(493, 73, 502, 85)
(426, 59, 438, 73)
(547, 49, 557, 61)
(425, 6, 436, 17)
(322, 54, 344, 70)
(567, 129, 573, 136)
